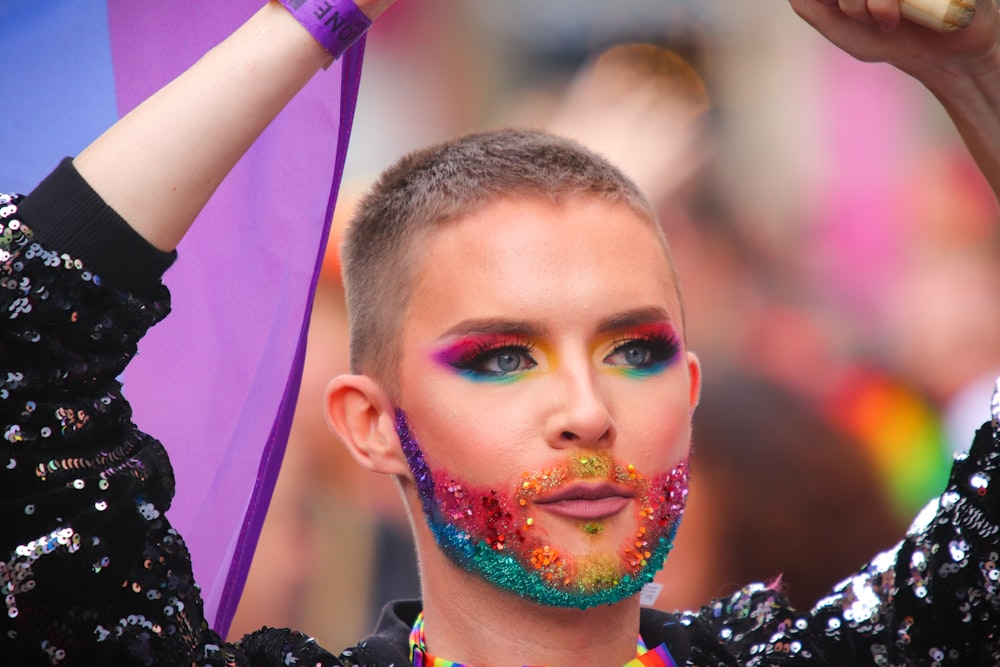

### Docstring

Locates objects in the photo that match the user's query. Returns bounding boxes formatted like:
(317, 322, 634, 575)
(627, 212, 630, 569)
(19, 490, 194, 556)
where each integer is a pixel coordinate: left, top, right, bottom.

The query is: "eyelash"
(446, 337, 538, 378)
(441, 329, 680, 379)
(604, 331, 681, 371)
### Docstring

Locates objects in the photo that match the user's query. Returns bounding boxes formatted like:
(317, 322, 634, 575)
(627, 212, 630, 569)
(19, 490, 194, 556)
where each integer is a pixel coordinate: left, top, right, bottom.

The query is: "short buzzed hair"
(340, 127, 674, 392)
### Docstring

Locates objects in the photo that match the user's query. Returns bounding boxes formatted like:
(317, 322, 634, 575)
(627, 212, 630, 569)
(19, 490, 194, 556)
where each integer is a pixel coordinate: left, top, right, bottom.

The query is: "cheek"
(631, 416, 691, 468)
(400, 381, 542, 480)
(615, 380, 693, 464)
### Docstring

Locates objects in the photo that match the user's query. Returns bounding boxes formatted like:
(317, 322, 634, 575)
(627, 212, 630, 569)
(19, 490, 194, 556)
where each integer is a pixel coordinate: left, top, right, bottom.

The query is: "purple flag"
(1, 0, 365, 637)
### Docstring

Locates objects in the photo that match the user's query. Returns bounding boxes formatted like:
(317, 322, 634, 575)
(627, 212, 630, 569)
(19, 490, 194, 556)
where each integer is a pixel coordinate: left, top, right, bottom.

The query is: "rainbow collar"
(409, 611, 678, 667)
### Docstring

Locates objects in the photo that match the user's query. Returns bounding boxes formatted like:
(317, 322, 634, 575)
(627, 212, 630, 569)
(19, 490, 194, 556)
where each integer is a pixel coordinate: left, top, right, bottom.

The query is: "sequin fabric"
(0, 194, 344, 666)
(2, 185, 999, 665)
(671, 418, 1000, 666)
(408, 611, 680, 666)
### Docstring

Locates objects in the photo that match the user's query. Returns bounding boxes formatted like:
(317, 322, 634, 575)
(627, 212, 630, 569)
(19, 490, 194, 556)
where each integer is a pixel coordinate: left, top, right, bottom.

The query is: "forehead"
(403, 196, 682, 338)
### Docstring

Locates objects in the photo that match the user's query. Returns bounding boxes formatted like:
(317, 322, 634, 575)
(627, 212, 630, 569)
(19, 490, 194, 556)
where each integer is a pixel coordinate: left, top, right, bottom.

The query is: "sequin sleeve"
(681, 421, 1000, 665)
(0, 192, 351, 667)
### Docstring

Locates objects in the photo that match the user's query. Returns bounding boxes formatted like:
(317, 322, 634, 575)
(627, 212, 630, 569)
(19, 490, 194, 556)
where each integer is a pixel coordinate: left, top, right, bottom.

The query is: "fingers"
(836, 0, 903, 29)
(805, 0, 981, 32)
(788, 0, 887, 37)
(870, 0, 904, 29)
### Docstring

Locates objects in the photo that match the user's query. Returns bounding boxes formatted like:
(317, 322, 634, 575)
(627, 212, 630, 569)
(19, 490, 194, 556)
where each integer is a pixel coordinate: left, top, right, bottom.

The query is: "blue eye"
(604, 334, 680, 375)
(449, 343, 538, 381)
(616, 344, 653, 368)
(493, 350, 526, 373)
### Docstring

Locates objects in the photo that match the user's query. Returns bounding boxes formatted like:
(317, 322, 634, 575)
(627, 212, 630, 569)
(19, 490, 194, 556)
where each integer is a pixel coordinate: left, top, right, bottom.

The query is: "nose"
(544, 365, 615, 449)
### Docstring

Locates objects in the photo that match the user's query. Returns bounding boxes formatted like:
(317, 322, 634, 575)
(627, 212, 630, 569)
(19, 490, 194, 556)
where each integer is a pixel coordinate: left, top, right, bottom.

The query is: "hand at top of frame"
(789, 0, 999, 78)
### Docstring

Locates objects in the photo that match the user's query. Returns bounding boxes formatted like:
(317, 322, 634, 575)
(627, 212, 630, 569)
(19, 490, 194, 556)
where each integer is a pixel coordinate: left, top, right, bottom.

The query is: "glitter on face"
(570, 454, 611, 479)
(394, 409, 689, 609)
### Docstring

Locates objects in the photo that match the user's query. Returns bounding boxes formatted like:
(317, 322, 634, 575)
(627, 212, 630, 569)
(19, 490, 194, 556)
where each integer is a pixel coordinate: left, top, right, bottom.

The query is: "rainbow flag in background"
(0, 0, 365, 638)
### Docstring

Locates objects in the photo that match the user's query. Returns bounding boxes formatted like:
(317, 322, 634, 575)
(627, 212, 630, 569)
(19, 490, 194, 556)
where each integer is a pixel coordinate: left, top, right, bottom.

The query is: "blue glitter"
(393, 408, 686, 609)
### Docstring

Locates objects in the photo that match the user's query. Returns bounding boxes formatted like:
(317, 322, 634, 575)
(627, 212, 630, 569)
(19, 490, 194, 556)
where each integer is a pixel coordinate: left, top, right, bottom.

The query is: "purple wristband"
(279, 0, 372, 60)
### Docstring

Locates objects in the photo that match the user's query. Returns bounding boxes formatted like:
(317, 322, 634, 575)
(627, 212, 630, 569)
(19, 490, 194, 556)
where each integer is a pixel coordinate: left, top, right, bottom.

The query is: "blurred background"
(229, 1, 1000, 649)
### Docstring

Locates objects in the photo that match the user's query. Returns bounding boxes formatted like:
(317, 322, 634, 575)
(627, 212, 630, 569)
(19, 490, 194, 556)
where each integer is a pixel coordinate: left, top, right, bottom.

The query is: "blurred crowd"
(228, 1, 1000, 649)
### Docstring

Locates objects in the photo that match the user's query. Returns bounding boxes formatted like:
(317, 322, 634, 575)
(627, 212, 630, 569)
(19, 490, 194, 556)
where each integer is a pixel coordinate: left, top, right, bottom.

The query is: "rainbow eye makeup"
(434, 334, 538, 382)
(602, 322, 681, 378)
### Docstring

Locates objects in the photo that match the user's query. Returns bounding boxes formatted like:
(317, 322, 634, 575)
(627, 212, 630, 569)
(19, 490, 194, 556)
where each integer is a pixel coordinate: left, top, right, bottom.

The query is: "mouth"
(532, 482, 635, 521)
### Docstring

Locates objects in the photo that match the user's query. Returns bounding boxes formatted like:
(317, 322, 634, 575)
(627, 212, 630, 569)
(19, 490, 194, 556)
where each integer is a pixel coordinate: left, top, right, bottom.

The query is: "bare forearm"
(919, 50, 1000, 200)
(74, 0, 385, 252)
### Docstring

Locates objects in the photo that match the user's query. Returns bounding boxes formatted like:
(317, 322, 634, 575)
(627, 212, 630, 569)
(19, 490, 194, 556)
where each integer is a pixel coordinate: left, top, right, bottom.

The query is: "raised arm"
(789, 0, 1000, 199)
(74, 0, 392, 252)
(1, 3, 393, 665)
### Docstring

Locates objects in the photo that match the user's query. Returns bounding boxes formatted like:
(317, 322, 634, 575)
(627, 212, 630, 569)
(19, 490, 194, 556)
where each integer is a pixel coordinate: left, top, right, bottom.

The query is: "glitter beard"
(394, 409, 689, 609)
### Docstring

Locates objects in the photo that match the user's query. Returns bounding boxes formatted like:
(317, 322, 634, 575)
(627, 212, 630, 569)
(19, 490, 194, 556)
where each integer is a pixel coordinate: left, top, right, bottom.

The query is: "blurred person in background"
(879, 152, 1000, 454)
(655, 371, 904, 613)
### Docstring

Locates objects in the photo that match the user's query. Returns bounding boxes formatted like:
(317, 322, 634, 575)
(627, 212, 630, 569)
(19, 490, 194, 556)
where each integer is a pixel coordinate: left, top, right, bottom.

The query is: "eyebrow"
(438, 307, 674, 340)
(595, 307, 675, 334)
(439, 318, 547, 339)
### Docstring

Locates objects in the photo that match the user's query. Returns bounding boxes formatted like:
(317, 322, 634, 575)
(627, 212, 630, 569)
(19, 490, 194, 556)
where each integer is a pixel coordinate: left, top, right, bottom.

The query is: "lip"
(532, 482, 635, 521)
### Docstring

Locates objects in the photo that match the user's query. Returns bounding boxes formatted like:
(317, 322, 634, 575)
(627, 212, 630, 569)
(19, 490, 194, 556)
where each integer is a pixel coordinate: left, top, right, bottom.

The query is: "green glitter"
(396, 409, 690, 610)
(458, 530, 677, 609)
(582, 521, 605, 535)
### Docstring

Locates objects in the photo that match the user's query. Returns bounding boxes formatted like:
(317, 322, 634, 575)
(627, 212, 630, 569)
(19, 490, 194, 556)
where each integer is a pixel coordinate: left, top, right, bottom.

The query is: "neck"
(419, 547, 642, 667)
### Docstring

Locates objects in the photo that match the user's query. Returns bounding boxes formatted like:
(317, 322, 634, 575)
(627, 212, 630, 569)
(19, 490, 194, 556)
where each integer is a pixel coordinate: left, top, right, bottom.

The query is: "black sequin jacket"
(2, 161, 998, 666)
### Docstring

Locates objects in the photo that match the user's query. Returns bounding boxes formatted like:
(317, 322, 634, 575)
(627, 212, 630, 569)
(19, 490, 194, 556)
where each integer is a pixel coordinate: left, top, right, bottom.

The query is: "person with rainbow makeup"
(2, 0, 1000, 665)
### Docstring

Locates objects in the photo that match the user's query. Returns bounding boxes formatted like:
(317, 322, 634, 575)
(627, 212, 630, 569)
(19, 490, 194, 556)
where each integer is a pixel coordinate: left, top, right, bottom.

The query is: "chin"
(458, 528, 677, 609)
(396, 409, 690, 608)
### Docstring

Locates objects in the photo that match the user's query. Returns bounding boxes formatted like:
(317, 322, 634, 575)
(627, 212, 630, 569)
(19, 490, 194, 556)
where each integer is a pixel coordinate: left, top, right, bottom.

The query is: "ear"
(324, 374, 411, 477)
(685, 351, 702, 414)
